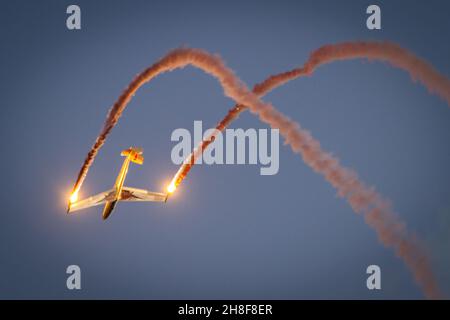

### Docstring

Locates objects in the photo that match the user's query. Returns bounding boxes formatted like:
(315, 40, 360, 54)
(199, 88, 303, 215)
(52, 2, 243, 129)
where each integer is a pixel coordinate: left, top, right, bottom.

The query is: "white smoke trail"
(71, 45, 445, 298)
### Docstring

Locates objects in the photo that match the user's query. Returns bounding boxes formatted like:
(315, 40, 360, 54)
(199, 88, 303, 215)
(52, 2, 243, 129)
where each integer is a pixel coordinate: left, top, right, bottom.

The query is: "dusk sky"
(0, 0, 449, 299)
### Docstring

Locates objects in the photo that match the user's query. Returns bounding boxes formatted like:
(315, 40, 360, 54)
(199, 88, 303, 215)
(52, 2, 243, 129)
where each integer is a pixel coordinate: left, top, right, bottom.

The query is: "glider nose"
(102, 201, 117, 220)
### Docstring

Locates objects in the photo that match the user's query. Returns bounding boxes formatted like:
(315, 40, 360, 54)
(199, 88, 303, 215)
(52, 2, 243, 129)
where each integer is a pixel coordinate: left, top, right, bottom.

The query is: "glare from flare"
(167, 182, 176, 194)
(70, 191, 79, 204)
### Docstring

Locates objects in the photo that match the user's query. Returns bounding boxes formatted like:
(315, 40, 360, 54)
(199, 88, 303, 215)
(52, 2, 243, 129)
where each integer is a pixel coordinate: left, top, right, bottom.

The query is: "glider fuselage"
(102, 155, 131, 219)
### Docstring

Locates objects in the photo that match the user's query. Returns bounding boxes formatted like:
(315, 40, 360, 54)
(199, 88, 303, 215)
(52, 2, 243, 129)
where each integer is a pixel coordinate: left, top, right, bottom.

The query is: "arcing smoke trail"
(168, 41, 450, 298)
(256, 41, 450, 103)
(70, 43, 446, 298)
(70, 48, 255, 197)
(170, 41, 450, 190)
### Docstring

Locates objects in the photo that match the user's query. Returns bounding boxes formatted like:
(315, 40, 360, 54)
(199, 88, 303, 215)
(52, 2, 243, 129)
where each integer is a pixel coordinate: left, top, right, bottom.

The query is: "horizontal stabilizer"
(121, 147, 144, 165)
(130, 153, 144, 165)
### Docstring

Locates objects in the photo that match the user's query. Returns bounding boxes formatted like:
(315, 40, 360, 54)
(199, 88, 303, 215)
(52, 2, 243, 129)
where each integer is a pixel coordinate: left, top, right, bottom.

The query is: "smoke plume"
(70, 42, 449, 298)
(171, 41, 450, 188)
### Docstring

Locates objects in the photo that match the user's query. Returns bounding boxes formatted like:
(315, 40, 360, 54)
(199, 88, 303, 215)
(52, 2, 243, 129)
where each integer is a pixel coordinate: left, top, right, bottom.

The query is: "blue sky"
(0, 0, 449, 299)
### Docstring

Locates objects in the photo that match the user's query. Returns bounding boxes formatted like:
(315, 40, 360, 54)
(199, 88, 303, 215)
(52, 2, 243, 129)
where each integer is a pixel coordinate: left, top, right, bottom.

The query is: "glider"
(67, 147, 168, 219)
